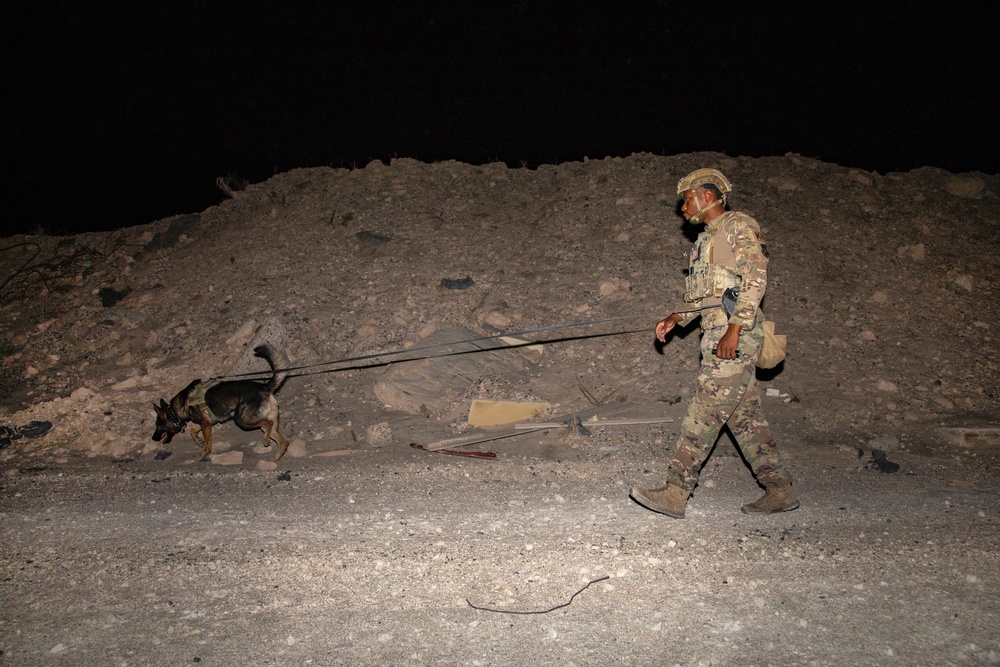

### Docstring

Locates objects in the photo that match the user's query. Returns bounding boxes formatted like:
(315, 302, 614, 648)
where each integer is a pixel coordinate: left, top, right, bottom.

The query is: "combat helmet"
(676, 168, 732, 197)
(677, 168, 732, 222)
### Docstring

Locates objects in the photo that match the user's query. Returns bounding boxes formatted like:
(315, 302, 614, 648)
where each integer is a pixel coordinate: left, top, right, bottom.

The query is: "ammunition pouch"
(683, 264, 741, 304)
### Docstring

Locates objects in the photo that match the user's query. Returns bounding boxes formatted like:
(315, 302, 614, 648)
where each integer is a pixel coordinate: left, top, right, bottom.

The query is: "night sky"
(3, 3, 994, 237)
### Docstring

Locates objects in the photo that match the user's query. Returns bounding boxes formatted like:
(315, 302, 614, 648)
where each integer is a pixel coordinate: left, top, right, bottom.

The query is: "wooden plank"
(424, 427, 549, 451)
(468, 399, 550, 426)
(514, 417, 673, 429)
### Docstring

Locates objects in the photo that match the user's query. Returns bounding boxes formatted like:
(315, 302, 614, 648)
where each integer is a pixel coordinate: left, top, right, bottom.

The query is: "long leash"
(214, 313, 658, 381)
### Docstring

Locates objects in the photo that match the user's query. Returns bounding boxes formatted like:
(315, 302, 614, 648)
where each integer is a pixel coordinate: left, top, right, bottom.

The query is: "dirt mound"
(1, 152, 997, 463)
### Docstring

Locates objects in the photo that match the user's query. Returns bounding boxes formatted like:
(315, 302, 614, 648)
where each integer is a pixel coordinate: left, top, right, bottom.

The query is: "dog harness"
(188, 379, 221, 422)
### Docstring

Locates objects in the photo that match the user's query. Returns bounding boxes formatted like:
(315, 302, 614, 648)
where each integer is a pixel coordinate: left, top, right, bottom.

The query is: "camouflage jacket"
(678, 210, 768, 330)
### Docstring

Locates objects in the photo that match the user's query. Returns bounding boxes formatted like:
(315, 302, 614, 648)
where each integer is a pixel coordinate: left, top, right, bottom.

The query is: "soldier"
(630, 168, 798, 518)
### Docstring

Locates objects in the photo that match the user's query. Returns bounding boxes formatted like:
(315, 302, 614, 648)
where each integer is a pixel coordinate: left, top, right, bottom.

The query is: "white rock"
(210, 451, 244, 465)
(869, 436, 901, 452)
(112, 377, 140, 391)
(876, 379, 899, 393)
(287, 439, 308, 458)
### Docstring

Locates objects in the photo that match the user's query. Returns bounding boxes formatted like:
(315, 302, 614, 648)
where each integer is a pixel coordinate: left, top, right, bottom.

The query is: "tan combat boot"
(629, 483, 690, 519)
(741, 484, 800, 514)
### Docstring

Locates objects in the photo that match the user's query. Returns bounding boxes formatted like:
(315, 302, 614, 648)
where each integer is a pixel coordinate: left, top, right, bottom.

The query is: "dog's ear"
(153, 402, 166, 417)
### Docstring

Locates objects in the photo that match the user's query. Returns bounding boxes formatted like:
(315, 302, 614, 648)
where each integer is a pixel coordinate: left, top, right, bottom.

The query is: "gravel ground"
(3, 437, 999, 667)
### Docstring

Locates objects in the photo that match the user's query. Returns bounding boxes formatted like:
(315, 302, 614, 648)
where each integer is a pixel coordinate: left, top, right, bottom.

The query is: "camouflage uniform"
(665, 210, 792, 492)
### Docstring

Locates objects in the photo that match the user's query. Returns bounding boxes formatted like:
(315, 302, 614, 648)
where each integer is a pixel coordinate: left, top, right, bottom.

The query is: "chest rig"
(683, 213, 741, 305)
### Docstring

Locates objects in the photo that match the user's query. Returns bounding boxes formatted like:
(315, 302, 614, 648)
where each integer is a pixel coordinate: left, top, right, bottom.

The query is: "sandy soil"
(1, 152, 999, 666)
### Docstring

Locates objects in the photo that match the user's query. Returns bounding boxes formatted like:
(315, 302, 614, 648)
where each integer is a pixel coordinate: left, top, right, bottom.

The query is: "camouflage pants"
(664, 318, 792, 491)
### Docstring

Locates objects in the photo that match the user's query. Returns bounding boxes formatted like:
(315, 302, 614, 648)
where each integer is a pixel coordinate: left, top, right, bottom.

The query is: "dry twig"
(577, 377, 621, 406)
(466, 575, 610, 615)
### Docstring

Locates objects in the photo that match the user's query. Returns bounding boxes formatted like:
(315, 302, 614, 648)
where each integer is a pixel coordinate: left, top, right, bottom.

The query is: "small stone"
(848, 171, 873, 186)
(896, 243, 926, 261)
(287, 439, 308, 458)
(483, 310, 511, 329)
(112, 377, 140, 391)
(767, 176, 801, 191)
(210, 451, 243, 465)
(953, 274, 973, 291)
(868, 436, 901, 452)
(367, 423, 393, 447)
(876, 379, 899, 393)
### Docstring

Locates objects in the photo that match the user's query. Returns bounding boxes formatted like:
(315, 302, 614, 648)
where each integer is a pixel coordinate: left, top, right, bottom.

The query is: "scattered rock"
(945, 175, 986, 199)
(367, 422, 393, 447)
(356, 230, 392, 247)
(896, 243, 926, 261)
(287, 439, 308, 457)
(98, 286, 131, 307)
(876, 379, 899, 393)
(440, 275, 475, 290)
(868, 435, 901, 452)
(210, 451, 243, 465)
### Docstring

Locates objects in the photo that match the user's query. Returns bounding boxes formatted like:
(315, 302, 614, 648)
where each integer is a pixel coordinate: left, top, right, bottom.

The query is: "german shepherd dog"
(152, 344, 290, 462)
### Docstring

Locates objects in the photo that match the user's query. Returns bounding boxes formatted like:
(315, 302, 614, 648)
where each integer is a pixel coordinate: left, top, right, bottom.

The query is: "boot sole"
(629, 490, 685, 519)
(741, 500, 800, 515)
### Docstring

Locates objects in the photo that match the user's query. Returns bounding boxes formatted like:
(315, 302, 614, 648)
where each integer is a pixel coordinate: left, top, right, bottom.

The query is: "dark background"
(3, 3, 994, 237)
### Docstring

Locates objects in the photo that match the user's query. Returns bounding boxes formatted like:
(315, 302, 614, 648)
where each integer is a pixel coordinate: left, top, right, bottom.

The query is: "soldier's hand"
(715, 324, 742, 359)
(655, 314, 682, 343)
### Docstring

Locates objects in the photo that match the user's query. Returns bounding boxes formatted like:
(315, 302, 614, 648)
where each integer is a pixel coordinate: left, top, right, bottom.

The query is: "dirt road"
(3, 440, 998, 666)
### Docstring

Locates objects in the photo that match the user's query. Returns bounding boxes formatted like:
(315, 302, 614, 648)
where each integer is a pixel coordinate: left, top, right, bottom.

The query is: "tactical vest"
(683, 212, 742, 304)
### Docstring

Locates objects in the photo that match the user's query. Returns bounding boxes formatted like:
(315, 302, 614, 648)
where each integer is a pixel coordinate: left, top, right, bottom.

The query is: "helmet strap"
(687, 188, 725, 223)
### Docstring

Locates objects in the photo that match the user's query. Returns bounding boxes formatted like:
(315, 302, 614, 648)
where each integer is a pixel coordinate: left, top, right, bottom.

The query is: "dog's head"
(152, 399, 185, 443)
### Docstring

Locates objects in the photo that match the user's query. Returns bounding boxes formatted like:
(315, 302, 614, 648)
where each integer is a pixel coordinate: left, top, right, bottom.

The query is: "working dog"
(152, 344, 290, 462)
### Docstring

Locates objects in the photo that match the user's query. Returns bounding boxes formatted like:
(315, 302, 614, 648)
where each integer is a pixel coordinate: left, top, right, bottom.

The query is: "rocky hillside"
(1, 152, 997, 465)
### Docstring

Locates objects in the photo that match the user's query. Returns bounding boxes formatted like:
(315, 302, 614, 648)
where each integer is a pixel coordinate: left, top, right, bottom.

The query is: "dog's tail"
(254, 344, 289, 393)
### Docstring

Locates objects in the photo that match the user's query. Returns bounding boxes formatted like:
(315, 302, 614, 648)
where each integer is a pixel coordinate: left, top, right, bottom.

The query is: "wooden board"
(468, 399, 550, 426)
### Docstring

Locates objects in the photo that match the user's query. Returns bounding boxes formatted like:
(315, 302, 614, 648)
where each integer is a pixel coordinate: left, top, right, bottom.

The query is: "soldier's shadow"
(653, 320, 698, 355)
(680, 217, 702, 243)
